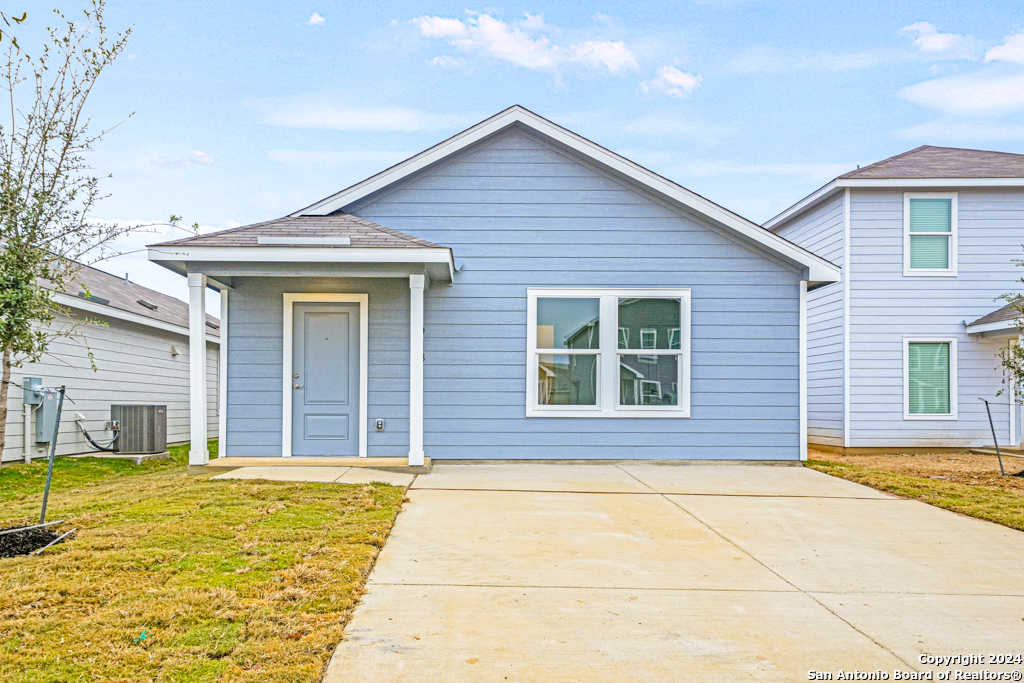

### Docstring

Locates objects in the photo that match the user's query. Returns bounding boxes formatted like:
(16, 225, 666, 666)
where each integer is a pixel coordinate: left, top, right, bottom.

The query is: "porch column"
(799, 280, 808, 461)
(188, 273, 209, 465)
(409, 274, 426, 466)
(218, 287, 229, 458)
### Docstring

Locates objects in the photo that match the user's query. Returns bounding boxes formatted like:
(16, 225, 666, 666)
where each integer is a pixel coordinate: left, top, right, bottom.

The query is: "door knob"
(294, 384, 303, 389)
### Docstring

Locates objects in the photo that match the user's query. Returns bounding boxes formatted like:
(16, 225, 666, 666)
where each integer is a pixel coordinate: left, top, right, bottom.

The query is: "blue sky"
(16, 1, 1024, 305)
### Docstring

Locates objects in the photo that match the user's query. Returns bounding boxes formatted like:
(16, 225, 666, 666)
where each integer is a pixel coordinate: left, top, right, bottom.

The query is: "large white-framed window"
(903, 337, 958, 420)
(526, 288, 691, 418)
(904, 193, 957, 277)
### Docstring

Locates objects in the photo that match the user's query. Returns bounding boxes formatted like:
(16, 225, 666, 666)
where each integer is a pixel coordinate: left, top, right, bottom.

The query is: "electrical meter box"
(34, 389, 60, 443)
(23, 377, 43, 405)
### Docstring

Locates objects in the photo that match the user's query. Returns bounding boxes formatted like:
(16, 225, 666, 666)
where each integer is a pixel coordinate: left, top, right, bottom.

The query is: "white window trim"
(639, 380, 662, 403)
(526, 288, 691, 418)
(282, 293, 369, 457)
(903, 192, 957, 277)
(903, 336, 958, 421)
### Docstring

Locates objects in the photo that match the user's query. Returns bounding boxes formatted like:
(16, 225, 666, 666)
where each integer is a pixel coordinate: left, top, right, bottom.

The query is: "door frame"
(282, 293, 369, 458)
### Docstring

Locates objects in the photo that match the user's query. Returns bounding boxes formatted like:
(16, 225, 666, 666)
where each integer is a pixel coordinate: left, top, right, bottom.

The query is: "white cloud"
(895, 119, 1024, 142)
(985, 31, 1024, 64)
(152, 150, 215, 167)
(411, 12, 639, 76)
(640, 66, 702, 98)
(722, 47, 886, 74)
(308, 12, 325, 26)
(266, 149, 411, 165)
(256, 99, 469, 132)
(898, 71, 1024, 115)
(430, 55, 463, 68)
(901, 22, 969, 55)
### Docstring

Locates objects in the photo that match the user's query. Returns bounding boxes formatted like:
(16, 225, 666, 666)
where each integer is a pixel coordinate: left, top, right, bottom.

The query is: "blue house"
(768, 145, 1024, 452)
(149, 106, 839, 466)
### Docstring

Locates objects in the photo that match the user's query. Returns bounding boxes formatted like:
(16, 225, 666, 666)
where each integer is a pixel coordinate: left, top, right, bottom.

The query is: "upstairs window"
(904, 194, 957, 276)
(527, 289, 691, 418)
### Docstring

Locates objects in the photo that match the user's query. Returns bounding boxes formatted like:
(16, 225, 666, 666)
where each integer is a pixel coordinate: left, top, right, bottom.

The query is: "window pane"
(619, 354, 678, 406)
(537, 298, 600, 350)
(908, 342, 950, 414)
(910, 235, 949, 269)
(618, 298, 681, 349)
(909, 198, 951, 233)
(538, 354, 598, 406)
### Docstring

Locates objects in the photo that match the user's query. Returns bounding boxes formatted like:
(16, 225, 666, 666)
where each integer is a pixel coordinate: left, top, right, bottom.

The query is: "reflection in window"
(537, 298, 600, 350)
(537, 354, 598, 406)
(619, 355, 678, 406)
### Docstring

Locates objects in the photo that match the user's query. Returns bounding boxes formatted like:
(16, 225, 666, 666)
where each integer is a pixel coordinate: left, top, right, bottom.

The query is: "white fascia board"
(965, 319, 1021, 335)
(764, 181, 840, 231)
(53, 292, 220, 345)
(292, 106, 840, 283)
(148, 246, 455, 280)
(839, 178, 1024, 188)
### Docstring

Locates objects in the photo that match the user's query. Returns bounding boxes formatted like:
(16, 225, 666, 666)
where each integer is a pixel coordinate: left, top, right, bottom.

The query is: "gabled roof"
(767, 144, 1024, 231)
(840, 145, 1024, 180)
(965, 299, 1022, 334)
(152, 214, 445, 249)
(56, 263, 219, 337)
(292, 105, 839, 283)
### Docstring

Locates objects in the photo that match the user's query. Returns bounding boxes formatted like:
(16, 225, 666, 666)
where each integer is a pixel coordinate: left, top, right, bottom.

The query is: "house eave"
(52, 291, 219, 344)
(148, 245, 456, 282)
(965, 319, 1021, 336)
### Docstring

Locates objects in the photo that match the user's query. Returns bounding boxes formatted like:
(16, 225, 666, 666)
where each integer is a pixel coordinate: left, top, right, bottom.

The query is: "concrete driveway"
(324, 464, 1024, 682)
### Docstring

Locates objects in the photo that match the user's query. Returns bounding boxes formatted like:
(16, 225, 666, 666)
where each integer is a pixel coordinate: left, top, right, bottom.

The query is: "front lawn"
(807, 451, 1024, 532)
(0, 442, 406, 682)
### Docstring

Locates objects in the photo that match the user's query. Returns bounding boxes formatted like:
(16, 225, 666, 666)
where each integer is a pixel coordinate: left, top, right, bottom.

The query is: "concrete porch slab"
(210, 466, 416, 486)
(191, 456, 430, 476)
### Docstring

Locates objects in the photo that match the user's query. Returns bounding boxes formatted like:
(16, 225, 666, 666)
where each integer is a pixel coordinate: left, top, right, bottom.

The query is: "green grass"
(807, 458, 1024, 531)
(0, 441, 407, 682)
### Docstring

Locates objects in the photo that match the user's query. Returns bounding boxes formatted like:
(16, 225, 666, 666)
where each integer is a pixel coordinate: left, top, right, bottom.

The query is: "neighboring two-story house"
(768, 146, 1024, 451)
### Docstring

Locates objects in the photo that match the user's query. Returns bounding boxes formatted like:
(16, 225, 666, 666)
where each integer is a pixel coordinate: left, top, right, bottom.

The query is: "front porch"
(147, 215, 456, 469)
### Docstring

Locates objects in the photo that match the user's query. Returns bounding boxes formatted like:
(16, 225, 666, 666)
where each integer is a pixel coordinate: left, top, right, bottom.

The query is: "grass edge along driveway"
(0, 442, 407, 683)
(806, 458, 1024, 532)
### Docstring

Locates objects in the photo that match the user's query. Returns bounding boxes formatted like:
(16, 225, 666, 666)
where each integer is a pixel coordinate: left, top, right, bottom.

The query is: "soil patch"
(0, 526, 60, 558)
(811, 450, 1024, 493)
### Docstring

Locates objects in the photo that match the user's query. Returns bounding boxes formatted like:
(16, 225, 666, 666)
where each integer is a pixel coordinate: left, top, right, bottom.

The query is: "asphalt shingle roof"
(152, 214, 447, 249)
(840, 145, 1024, 180)
(59, 264, 219, 334)
(968, 300, 1022, 328)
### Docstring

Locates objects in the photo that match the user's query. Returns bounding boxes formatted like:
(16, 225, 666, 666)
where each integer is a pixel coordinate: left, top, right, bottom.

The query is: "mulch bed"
(0, 525, 61, 558)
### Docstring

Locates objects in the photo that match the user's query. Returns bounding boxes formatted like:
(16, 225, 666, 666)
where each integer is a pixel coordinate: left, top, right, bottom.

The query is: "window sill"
(902, 270, 957, 277)
(527, 407, 690, 419)
(903, 414, 958, 421)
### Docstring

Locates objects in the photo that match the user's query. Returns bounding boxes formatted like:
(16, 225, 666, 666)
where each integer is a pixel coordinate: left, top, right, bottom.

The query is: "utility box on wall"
(34, 389, 60, 443)
(111, 405, 167, 454)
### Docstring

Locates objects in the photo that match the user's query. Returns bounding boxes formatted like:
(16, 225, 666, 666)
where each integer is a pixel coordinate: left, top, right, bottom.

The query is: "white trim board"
(965, 319, 1021, 335)
(292, 106, 840, 284)
(766, 178, 1024, 231)
(281, 293, 369, 458)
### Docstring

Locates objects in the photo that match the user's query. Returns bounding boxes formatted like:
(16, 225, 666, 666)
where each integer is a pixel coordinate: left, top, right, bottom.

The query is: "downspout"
(23, 404, 32, 463)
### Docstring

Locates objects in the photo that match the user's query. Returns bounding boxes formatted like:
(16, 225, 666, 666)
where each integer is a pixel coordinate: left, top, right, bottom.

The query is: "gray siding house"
(768, 145, 1024, 451)
(2, 265, 220, 463)
(149, 106, 839, 466)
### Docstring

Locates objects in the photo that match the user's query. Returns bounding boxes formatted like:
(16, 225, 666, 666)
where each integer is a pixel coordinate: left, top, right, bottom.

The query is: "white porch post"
(409, 274, 426, 466)
(218, 288, 229, 458)
(799, 280, 808, 461)
(188, 273, 209, 465)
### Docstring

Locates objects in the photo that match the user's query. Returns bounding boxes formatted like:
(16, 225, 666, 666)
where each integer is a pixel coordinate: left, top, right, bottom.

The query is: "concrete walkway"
(324, 464, 1024, 682)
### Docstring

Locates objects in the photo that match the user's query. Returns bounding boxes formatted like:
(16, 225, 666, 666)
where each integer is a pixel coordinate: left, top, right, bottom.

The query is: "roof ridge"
(838, 145, 930, 179)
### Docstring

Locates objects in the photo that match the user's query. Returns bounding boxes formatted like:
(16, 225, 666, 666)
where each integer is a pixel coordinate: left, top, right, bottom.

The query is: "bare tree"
(0, 1, 131, 454)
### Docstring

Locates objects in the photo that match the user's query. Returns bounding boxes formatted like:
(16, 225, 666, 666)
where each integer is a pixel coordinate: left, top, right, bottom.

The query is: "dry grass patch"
(807, 451, 1024, 532)
(0, 443, 406, 682)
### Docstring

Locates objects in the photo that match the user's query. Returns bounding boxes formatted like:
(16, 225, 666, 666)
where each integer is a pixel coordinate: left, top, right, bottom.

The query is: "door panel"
(292, 302, 359, 456)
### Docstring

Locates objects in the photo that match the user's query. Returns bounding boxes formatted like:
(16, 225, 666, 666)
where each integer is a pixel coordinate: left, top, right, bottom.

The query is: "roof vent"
(257, 236, 351, 246)
(137, 299, 158, 311)
(77, 291, 110, 306)
(206, 320, 220, 330)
